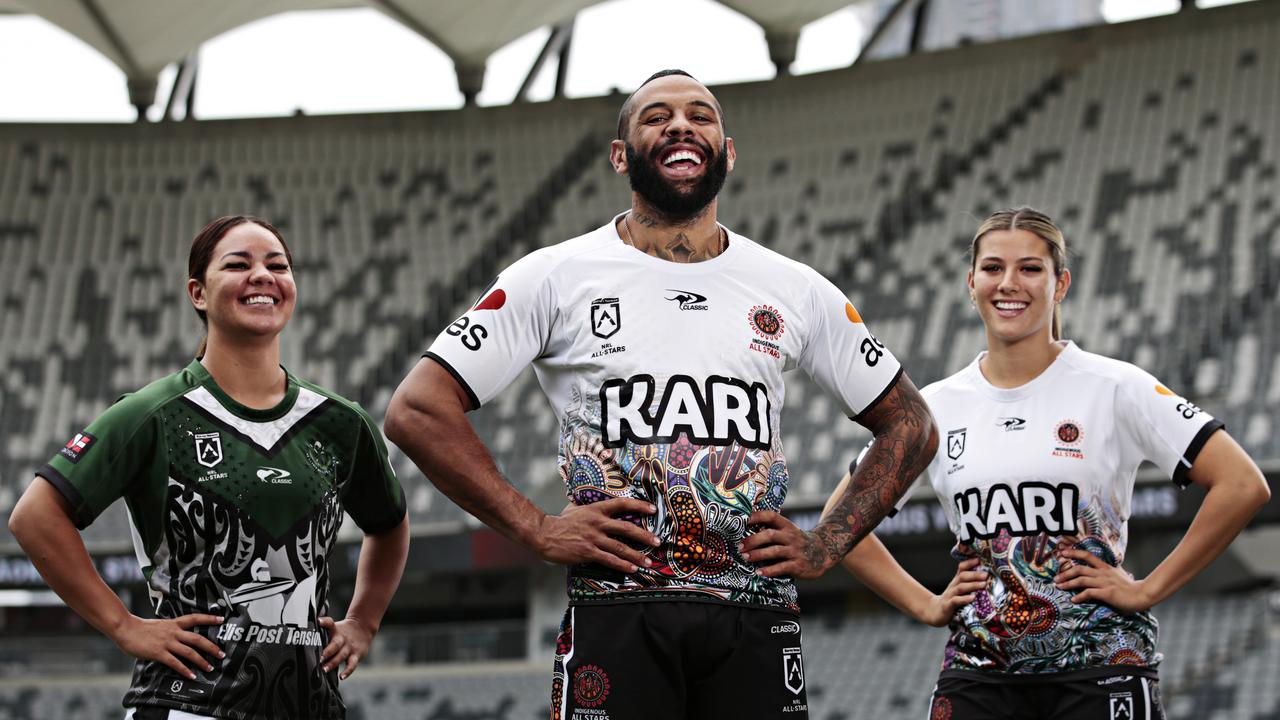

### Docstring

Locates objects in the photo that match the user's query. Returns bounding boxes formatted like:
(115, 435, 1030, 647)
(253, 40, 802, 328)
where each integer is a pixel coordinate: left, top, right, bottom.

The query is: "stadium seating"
(0, 0, 1276, 545)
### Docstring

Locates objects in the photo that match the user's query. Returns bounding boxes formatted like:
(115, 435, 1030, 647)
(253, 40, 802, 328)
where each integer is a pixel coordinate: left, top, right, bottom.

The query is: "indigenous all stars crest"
(747, 304, 785, 358)
(1052, 419, 1085, 460)
(748, 304, 785, 340)
(572, 664, 611, 708)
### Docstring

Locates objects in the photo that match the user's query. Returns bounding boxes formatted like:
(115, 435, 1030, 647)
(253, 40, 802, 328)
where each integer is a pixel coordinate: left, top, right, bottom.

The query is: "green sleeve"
(37, 394, 159, 530)
(340, 406, 407, 534)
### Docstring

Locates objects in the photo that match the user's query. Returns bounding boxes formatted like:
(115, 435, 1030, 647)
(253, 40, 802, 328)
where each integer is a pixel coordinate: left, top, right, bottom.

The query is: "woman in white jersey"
(10, 216, 409, 720)
(829, 207, 1269, 719)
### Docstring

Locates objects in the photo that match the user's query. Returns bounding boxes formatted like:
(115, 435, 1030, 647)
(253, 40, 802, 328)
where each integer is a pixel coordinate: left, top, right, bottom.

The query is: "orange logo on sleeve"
(1155, 385, 1175, 396)
(845, 303, 863, 324)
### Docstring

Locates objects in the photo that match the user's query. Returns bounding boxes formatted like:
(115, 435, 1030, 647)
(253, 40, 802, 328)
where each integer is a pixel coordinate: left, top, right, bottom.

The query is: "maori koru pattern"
(122, 479, 346, 719)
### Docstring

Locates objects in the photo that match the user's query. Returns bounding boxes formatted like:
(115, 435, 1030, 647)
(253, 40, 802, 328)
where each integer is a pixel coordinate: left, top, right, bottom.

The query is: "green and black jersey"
(39, 360, 405, 720)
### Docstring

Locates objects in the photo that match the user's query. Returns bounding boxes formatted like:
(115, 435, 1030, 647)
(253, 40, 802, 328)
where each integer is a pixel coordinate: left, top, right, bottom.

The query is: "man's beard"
(625, 139, 729, 220)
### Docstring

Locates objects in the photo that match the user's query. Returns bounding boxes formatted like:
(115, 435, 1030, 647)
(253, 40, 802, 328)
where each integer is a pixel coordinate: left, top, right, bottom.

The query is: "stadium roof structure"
(5, 0, 863, 118)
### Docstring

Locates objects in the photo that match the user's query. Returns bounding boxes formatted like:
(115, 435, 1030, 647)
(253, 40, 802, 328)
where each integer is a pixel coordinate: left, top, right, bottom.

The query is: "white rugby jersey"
(904, 341, 1222, 675)
(427, 215, 902, 612)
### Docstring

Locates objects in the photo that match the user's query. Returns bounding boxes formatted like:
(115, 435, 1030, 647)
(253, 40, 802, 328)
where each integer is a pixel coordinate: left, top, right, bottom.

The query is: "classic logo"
(573, 664, 611, 708)
(1110, 693, 1134, 720)
(782, 647, 805, 695)
(666, 289, 708, 310)
(997, 417, 1027, 431)
(195, 432, 223, 468)
(953, 481, 1079, 542)
(771, 621, 800, 635)
(256, 467, 292, 485)
(749, 304, 785, 340)
(591, 297, 621, 339)
(600, 374, 771, 450)
(59, 431, 96, 464)
(946, 428, 966, 460)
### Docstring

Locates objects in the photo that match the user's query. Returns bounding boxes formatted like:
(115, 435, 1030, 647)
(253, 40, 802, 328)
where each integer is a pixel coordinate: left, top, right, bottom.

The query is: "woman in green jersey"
(10, 216, 410, 720)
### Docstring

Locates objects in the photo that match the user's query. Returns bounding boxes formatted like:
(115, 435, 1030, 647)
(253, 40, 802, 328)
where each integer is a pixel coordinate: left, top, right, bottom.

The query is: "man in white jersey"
(385, 69, 939, 719)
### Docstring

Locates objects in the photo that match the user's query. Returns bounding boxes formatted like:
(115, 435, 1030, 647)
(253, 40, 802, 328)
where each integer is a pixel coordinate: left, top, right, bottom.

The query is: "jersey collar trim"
(966, 341, 1080, 402)
(182, 384, 329, 454)
(608, 212, 744, 275)
(185, 359, 301, 422)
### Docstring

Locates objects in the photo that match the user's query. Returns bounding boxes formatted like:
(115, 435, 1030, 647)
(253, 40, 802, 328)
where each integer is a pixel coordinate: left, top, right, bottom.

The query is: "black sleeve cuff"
(1172, 419, 1225, 489)
(354, 502, 407, 536)
(850, 365, 906, 424)
(36, 464, 95, 530)
(423, 352, 481, 411)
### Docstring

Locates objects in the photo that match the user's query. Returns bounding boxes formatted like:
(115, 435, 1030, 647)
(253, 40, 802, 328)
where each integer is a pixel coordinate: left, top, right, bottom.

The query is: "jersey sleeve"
(1115, 367, 1224, 489)
(423, 251, 558, 408)
(797, 272, 904, 421)
(36, 394, 159, 530)
(341, 406, 407, 534)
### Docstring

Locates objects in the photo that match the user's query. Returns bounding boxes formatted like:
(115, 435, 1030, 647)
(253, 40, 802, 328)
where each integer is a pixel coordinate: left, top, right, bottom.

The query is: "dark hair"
(617, 69, 724, 139)
(188, 215, 292, 358)
(971, 207, 1068, 340)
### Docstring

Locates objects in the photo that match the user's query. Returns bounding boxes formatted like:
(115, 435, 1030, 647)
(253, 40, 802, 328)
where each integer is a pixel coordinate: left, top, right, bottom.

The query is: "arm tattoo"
(808, 374, 938, 570)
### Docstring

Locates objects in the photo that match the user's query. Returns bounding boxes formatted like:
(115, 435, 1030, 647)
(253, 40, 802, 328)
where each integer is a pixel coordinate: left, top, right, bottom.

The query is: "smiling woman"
(829, 207, 1269, 720)
(7, 215, 411, 720)
(185, 216, 297, 368)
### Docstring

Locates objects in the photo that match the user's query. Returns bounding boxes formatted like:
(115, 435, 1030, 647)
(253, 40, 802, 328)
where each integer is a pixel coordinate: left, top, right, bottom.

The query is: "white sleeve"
(1115, 366, 1224, 489)
(797, 272, 904, 421)
(424, 250, 558, 408)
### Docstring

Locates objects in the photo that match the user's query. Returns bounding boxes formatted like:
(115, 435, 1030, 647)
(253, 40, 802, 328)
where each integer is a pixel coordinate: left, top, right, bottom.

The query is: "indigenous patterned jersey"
(905, 342, 1221, 675)
(426, 216, 902, 612)
(39, 361, 405, 720)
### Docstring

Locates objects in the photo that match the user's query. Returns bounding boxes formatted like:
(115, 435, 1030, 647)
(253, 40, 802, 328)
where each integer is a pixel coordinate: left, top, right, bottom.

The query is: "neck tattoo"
(622, 213, 726, 263)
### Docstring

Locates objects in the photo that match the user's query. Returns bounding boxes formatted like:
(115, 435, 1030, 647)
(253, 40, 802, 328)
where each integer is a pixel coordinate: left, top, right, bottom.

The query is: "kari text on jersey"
(953, 481, 1079, 542)
(600, 374, 771, 450)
